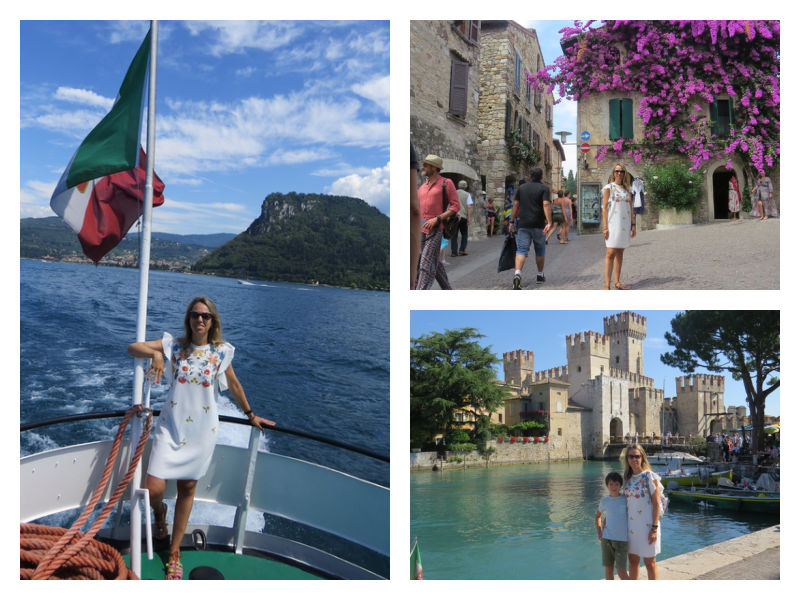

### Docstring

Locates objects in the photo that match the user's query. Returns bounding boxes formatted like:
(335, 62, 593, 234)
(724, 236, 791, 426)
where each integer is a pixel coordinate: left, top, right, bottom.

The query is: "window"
(710, 98, 734, 138)
(514, 51, 521, 96)
(609, 98, 634, 140)
(455, 20, 480, 44)
(449, 58, 469, 119)
(526, 79, 531, 108)
(505, 99, 512, 136)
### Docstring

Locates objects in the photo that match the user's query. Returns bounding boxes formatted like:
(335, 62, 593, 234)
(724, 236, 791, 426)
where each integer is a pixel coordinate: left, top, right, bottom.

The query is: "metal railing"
(20, 409, 389, 463)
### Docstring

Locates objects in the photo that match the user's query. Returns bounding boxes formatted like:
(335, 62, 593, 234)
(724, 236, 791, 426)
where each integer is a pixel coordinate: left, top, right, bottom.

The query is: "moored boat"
(665, 486, 779, 515)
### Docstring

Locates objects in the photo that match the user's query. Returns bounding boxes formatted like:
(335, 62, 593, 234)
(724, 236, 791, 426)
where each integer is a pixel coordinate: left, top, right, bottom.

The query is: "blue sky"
(20, 20, 390, 235)
(411, 310, 780, 418)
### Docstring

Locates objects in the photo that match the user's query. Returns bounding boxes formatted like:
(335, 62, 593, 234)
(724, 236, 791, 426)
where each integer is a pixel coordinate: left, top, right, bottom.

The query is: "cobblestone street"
(443, 216, 779, 290)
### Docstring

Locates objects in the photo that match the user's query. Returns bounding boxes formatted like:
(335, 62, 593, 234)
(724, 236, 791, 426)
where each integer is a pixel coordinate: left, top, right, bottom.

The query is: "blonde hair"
(180, 296, 224, 350)
(607, 163, 632, 192)
(621, 443, 653, 482)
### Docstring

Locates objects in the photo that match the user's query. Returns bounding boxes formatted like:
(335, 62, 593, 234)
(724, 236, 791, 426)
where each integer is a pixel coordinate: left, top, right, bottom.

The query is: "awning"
(441, 158, 479, 181)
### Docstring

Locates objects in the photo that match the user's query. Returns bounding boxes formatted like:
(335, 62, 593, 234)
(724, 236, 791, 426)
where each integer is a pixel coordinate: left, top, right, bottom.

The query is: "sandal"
(614, 282, 630, 290)
(166, 557, 183, 580)
(153, 502, 169, 540)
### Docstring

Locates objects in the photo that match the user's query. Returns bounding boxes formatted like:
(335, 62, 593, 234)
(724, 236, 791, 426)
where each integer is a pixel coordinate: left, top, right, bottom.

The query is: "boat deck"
(125, 549, 324, 580)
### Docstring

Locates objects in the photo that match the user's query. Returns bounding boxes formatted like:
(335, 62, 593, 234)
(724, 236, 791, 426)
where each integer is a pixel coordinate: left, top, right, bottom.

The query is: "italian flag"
(50, 28, 165, 264)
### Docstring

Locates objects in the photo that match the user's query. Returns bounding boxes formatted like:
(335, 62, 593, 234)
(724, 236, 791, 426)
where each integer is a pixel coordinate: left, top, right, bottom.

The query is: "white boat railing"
(21, 411, 389, 577)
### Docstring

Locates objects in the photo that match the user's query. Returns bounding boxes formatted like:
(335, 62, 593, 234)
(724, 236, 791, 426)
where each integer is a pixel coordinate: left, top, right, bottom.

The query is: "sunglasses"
(614, 169, 626, 174)
(627, 454, 642, 459)
(190, 311, 213, 321)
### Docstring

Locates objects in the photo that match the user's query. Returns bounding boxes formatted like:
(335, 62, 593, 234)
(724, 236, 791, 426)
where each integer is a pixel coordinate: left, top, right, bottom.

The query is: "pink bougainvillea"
(528, 20, 780, 174)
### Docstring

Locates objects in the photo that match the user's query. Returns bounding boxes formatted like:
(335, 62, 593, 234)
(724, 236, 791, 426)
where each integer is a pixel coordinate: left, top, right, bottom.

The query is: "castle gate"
(609, 417, 623, 441)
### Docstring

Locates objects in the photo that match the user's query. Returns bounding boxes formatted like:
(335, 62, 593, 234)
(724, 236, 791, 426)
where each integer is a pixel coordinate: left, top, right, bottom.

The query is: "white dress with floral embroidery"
(147, 332, 235, 480)
(623, 470, 663, 558)
(603, 182, 632, 249)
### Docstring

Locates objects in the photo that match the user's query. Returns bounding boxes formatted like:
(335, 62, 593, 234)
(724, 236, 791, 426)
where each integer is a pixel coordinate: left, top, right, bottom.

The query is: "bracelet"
(245, 410, 254, 417)
(436, 215, 442, 223)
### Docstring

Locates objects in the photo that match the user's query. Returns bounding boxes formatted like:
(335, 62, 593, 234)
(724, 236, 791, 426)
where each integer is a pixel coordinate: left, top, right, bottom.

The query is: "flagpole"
(129, 20, 158, 579)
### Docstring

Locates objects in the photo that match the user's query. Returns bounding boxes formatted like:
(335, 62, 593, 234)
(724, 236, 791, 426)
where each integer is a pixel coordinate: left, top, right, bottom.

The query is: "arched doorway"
(610, 417, 623, 442)
(710, 419, 722, 434)
(712, 167, 736, 219)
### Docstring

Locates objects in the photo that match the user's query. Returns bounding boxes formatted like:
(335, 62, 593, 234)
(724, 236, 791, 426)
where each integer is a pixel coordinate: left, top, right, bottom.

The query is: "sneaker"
(451, 253, 459, 257)
(512, 274, 522, 290)
(537, 274, 545, 284)
(459, 251, 469, 256)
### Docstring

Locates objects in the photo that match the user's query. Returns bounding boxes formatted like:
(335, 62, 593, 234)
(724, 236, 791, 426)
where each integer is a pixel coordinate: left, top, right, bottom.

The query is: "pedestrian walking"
(750, 171, 777, 220)
(450, 180, 472, 257)
(602, 163, 636, 290)
(510, 167, 552, 289)
(486, 196, 497, 237)
(415, 154, 459, 290)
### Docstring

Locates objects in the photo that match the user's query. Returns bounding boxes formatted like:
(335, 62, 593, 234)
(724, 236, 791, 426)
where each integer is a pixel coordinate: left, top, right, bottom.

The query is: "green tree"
(660, 311, 779, 453)
(410, 328, 509, 448)
(566, 170, 577, 197)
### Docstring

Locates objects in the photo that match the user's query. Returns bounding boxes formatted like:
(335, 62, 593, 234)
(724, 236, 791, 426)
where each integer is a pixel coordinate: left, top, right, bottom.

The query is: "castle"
(499, 312, 728, 458)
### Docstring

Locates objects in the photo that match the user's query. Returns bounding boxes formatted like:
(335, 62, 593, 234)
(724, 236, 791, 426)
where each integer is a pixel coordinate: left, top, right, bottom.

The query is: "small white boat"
(649, 451, 703, 465)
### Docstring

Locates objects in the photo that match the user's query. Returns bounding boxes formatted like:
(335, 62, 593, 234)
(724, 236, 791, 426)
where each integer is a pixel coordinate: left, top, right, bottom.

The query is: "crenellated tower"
(603, 311, 647, 375)
(673, 374, 726, 436)
(566, 331, 610, 406)
(503, 350, 534, 394)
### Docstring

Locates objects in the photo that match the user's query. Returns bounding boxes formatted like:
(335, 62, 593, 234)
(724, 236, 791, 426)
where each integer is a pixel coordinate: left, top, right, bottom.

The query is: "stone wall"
(410, 20, 481, 180)
(410, 436, 588, 471)
(478, 21, 556, 202)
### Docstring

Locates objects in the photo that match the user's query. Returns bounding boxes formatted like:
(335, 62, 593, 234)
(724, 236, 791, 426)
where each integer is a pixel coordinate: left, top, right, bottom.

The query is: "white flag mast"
(129, 19, 158, 578)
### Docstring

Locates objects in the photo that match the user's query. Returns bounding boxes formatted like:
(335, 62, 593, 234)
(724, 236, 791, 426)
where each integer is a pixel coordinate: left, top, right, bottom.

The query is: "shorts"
(515, 227, 546, 258)
(601, 538, 629, 569)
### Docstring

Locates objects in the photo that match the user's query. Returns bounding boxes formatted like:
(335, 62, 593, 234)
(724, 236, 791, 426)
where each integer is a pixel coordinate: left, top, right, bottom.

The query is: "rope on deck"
(20, 406, 152, 580)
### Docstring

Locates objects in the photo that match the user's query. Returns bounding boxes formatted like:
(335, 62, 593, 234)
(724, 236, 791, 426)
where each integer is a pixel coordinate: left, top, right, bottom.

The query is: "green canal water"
(410, 461, 778, 580)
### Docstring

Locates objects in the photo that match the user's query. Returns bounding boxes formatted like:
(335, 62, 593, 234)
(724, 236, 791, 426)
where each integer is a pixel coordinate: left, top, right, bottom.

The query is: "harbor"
(410, 460, 778, 579)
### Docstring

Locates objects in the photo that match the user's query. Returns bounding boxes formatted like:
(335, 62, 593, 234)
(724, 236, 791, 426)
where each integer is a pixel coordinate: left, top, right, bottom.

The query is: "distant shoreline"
(20, 257, 389, 292)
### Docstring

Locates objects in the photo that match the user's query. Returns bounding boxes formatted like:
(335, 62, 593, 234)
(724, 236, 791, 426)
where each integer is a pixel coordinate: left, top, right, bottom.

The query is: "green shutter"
(621, 98, 634, 139)
(505, 99, 512, 136)
(609, 98, 621, 140)
(709, 100, 719, 137)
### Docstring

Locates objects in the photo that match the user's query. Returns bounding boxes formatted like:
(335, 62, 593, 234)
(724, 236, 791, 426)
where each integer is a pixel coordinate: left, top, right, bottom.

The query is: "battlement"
(676, 373, 725, 392)
(566, 331, 610, 353)
(534, 365, 569, 382)
(503, 350, 534, 362)
(607, 367, 654, 388)
(603, 311, 647, 340)
(661, 398, 678, 411)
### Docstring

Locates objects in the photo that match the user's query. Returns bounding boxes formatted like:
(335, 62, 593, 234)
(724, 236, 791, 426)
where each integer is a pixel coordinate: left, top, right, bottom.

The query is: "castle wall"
(566, 331, 610, 403)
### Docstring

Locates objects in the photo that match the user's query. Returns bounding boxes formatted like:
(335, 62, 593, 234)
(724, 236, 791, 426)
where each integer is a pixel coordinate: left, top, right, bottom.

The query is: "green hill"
(192, 192, 389, 290)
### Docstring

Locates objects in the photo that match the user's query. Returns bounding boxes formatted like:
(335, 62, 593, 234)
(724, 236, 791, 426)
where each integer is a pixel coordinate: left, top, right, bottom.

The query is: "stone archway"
(710, 419, 723, 434)
(610, 417, 623, 442)
(712, 166, 737, 219)
(704, 159, 744, 222)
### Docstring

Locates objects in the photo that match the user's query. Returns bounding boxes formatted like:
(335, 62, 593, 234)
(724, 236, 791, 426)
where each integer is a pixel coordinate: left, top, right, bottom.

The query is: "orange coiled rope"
(20, 405, 152, 580)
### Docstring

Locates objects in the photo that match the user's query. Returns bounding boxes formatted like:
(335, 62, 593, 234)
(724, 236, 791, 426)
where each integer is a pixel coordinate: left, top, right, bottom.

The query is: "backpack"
(440, 180, 461, 239)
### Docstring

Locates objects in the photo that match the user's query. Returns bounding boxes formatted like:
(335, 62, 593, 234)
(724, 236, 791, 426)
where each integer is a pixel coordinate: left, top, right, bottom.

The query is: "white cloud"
(327, 162, 390, 215)
(55, 87, 114, 110)
(20, 180, 58, 218)
(183, 21, 301, 56)
(352, 75, 390, 114)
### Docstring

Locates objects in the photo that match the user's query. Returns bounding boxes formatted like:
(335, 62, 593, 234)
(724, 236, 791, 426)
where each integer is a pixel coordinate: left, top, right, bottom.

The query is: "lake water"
(20, 259, 389, 487)
(410, 461, 778, 579)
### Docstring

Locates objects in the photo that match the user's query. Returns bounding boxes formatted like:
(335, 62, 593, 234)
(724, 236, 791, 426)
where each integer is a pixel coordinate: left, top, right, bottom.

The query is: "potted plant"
(643, 161, 705, 228)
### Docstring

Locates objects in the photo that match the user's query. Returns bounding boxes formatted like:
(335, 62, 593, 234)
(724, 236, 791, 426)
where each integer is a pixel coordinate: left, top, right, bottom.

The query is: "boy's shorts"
(601, 538, 629, 569)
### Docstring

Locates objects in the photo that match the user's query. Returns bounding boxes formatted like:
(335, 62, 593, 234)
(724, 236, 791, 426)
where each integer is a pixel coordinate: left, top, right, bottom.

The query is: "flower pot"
(656, 207, 694, 229)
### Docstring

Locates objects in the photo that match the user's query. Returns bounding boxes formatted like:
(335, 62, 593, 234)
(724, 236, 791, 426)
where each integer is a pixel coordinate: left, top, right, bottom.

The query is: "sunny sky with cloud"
(20, 20, 390, 235)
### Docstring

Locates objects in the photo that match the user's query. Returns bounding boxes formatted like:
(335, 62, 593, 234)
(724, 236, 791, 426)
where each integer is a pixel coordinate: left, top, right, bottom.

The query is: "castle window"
(577, 366, 582, 373)
(558, 428, 563, 436)
(615, 356, 619, 364)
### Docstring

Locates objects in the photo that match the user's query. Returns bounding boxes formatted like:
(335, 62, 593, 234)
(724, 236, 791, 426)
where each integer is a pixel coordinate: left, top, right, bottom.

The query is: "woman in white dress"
(601, 164, 636, 289)
(621, 444, 663, 580)
(128, 296, 275, 579)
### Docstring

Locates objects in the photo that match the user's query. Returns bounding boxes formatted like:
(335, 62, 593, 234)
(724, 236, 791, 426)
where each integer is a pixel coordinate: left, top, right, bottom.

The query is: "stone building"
(500, 311, 730, 458)
(410, 20, 484, 239)
(567, 35, 780, 234)
(478, 21, 559, 203)
(410, 20, 561, 239)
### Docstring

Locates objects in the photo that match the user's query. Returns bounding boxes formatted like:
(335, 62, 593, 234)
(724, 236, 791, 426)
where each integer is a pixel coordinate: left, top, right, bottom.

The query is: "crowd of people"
(410, 144, 778, 290)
